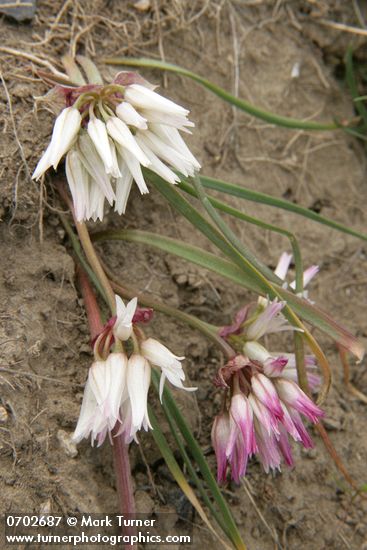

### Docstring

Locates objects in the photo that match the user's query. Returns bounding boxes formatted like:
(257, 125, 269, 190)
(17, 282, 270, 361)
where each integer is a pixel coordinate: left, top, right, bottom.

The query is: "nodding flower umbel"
(73, 295, 196, 446)
(211, 355, 324, 483)
(33, 70, 200, 221)
(213, 256, 323, 481)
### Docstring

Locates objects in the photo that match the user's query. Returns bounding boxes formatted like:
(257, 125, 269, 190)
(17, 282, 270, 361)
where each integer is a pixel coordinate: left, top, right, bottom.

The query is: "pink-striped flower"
(275, 251, 319, 299)
(243, 341, 320, 391)
(220, 251, 319, 343)
(211, 412, 231, 483)
(220, 297, 296, 344)
(245, 298, 291, 340)
(213, 256, 324, 481)
(211, 356, 324, 482)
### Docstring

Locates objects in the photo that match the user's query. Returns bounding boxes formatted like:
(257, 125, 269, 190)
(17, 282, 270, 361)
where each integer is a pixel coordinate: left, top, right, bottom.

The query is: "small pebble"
(135, 491, 155, 515)
(79, 344, 92, 354)
(0, 406, 8, 423)
(57, 430, 78, 458)
(291, 61, 301, 78)
(323, 417, 342, 431)
(251, 525, 261, 539)
(356, 522, 366, 536)
(0, 0, 36, 21)
(39, 499, 52, 515)
(134, 0, 151, 11)
(174, 273, 187, 286)
(301, 448, 317, 459)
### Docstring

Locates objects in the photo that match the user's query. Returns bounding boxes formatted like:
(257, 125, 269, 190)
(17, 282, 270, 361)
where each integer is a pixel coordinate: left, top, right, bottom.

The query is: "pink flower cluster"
(212, 357, 324, 482)
(213, 255, 323, 482)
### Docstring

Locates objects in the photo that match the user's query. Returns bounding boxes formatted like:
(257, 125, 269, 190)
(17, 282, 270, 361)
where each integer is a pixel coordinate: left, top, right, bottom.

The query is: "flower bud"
(211, 413, 231, 483)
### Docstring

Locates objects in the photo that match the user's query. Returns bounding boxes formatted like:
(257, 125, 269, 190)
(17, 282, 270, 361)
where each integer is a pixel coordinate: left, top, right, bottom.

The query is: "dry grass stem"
(242, 478, 283, 549)
(311, 18, 367, 37)
(0, 1, 33, 7)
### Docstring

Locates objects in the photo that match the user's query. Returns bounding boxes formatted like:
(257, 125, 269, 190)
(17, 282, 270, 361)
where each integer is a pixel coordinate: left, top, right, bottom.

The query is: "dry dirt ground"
(1, 1, 367, 549)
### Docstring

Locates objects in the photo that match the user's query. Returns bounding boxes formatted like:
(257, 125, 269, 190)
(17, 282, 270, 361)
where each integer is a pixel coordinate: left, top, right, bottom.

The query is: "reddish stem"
(77, 262, 137, 547)
(112, 424, 136, 549)
(76, 264, 103, 340)
(315, 422, 365, 497)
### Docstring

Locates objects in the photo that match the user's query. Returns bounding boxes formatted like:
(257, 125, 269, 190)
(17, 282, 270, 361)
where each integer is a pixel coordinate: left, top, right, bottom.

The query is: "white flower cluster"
(33, 83, 200, 221)
(73, 295, 196, 446)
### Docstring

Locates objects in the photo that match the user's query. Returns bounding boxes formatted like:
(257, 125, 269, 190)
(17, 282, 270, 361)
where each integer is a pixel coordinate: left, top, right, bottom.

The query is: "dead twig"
(316, 421, 366, 496)
(241, 478, 283, 549)
(0, 71, 32, 223)
(0, 47, 63, 76)
(307, 18, 367, 37)
(137, 443, 165, 502)
(154, 0, 167, 89)
(0, 1, 33, 7)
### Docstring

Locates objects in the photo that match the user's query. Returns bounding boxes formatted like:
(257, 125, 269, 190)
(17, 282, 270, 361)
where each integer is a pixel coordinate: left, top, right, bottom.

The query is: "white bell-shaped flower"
(141, 337, 197, 400)
(72, 352, 128, 446)
(32, 106, 81, 179)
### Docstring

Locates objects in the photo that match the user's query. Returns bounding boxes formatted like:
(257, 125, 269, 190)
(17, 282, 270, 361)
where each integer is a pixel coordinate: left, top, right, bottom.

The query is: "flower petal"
(125, 84, 189, 116)
(32, 143, 53, 180)
(274, 378, 324, 423)
(126, 355, 151, 430)
(72, 379, 97, 443)
(137, 130, 195, 177)
(116, 102, 148, 130)
(135, 136, 181, 185)
(274, 252, 292, 280)
(65, 149, 90, 221)
(150, 124, 201, 170)
(115, 159, 133, 214)
(88, 118, 118, 176)
(77, 134, 116, 205)
(251, 373, 284, 420)
(211, 413, 231, 483)
(49, 107, 82, 169)
(116, 145, 149, 194)
(245, 299, 286, 340)
(107, 117, 150, 167)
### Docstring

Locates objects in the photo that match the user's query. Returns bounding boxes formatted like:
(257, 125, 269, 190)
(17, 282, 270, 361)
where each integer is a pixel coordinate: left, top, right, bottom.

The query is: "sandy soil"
(1, 1, 367, 549)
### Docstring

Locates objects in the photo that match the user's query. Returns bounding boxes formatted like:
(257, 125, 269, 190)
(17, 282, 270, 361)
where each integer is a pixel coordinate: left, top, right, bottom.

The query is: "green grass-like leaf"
(145, 170, 280, 286)
(151, 371, 247, 550)
(179, 180, 304, 291)
(345, 46, 367, 130)
(104, 57, 342, 131)
(148, 406, 234, 549)
(94, 228, 364, 360)
(195, 175, 367, 242)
